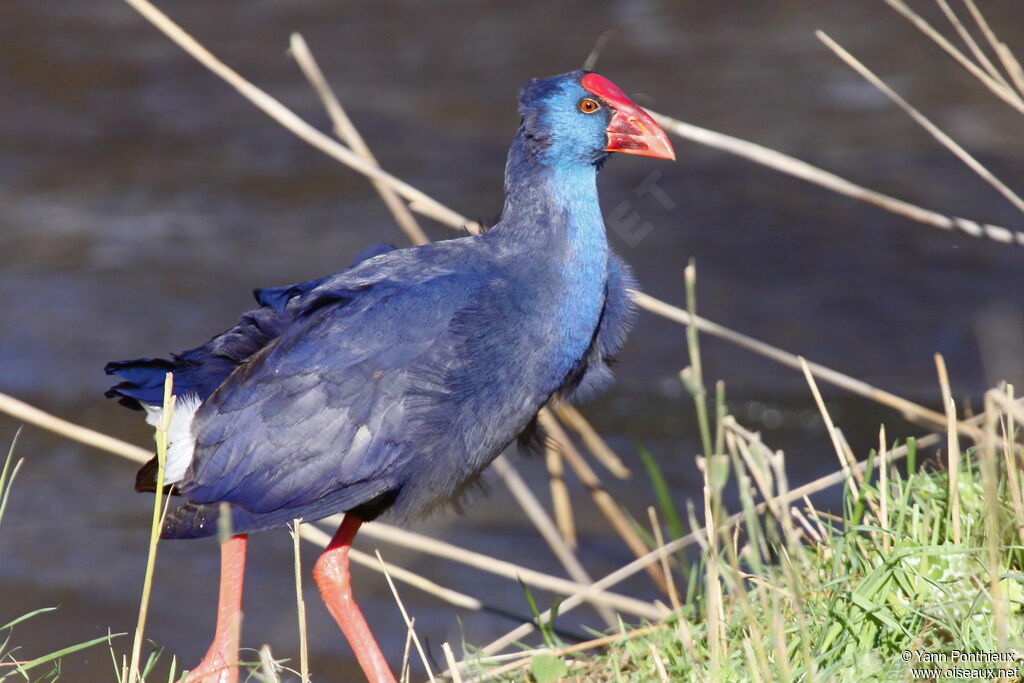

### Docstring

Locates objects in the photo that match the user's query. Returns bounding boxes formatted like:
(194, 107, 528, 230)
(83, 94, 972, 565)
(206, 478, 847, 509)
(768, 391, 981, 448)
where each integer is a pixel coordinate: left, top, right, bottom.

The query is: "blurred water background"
(1, 1, 1022, 679)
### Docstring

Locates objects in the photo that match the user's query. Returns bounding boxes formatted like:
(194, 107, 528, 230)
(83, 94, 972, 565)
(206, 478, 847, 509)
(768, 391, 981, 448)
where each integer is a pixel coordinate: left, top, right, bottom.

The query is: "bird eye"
(578, 98, 601, 114)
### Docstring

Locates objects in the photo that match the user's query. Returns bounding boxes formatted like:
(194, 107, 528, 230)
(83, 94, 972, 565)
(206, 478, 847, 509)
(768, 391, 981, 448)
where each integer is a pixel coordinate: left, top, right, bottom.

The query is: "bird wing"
(180, 269, 503, 518)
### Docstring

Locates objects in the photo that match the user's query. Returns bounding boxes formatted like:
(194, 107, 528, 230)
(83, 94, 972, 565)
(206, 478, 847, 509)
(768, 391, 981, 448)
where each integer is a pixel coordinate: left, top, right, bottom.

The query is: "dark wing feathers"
(181, 272, 491, 521)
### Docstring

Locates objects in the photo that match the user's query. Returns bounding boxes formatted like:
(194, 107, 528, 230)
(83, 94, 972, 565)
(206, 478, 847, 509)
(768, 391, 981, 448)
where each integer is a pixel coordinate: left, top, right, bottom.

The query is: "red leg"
(313, 515, 396, 683)
(185, 534, 247, 683)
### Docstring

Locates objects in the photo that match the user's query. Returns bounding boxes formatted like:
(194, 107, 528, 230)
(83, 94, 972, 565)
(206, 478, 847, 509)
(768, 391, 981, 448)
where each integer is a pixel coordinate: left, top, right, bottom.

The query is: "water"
(1, 1, 1023, 679)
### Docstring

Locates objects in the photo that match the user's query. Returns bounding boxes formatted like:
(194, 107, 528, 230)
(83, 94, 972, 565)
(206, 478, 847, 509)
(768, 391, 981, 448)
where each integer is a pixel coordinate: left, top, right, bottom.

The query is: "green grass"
(470, 401, 1024, 681)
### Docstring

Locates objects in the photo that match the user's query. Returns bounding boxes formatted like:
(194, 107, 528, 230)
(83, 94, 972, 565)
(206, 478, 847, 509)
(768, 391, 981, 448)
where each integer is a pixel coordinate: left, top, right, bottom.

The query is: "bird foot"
(183, 651, 237, 683)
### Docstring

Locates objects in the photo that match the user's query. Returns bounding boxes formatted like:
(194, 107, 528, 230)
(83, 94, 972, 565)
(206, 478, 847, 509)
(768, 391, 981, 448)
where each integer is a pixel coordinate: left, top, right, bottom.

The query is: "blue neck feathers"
(491, 128, 610, 377)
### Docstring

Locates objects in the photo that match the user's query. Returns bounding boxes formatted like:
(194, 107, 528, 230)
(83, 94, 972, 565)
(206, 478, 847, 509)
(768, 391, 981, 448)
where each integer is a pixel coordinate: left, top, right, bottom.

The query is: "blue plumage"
(106, 70, 653, 539)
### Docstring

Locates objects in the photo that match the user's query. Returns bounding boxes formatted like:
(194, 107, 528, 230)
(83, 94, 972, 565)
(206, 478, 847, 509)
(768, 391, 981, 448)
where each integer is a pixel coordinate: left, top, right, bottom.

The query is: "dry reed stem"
(649, 642, 670, 682)
(120, 0, 476, 234)
(339, 517, 662, 620)
(554, 403, 631, 479)
(631, 293, 982, 440)
(257, 645, 281, 683)
(467, 623, 667, 681)
(442, 643, 463, 683)
(879, 424, 890, 552)
(881, 0, 1024, 111)
(995, 43, 1024, 99)
(299, 524, 482, 611)
(801, 356, 859, 499)
(649, 111, 1024, 246)
(544, 437, 577, 549)
(790, 506, 822, 545)
(980, 392, 1007, 646)
(647, 507, 679, 614)
(699, 457, 724, 675)
(933, 0, 1010, 90)
(0, 392, 150, 464)
(399, 618, 414, 683)
(288, 33, 430, 247)
(818, 30, 1024, 214)
(935, 354, 962, 544)
(489, 456, 618, 628)
(647, 507, 681, 612)
(538, 410, 670, 594)
(998, 385, 1024, 548)
(290, 520, 310, 682)
(374, 549, 436, 683)
(801, 494, 831, 546)
(960, 0, 1024, 97)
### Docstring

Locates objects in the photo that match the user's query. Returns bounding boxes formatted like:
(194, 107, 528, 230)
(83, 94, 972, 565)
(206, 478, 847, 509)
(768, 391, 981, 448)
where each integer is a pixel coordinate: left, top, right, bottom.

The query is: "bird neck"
(494, 130, 608, 265)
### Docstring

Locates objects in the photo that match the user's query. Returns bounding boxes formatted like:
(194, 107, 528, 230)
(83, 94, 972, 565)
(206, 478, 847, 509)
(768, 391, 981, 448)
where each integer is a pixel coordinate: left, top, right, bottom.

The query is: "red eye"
(578, 98, 601, 114)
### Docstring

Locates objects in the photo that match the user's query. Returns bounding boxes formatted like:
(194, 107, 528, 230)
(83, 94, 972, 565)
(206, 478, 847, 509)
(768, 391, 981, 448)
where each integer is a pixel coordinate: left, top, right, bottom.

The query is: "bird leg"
(185, 534, 247, 683)
(313, 515, 396, 683)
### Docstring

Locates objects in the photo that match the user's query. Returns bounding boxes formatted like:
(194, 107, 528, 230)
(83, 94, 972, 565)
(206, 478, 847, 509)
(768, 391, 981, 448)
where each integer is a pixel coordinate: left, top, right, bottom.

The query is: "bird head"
(517, 70, 675, 168)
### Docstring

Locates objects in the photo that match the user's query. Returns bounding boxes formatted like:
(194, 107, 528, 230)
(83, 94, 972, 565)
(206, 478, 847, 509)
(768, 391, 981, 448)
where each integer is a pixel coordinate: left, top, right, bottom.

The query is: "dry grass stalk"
(998, 385, 1024, 548)
(0, 391, 150, 464)
(649, 642, 670, 682)
(935, 354, 962, 544)
(489, 456, 617, 628)
(374, 550, 437, 683)
(981, 392, 1007, 646)
(647, 506, 681, 612)
(879, 424, 890, 552)
(335, 517, 663, 620)
(120, 0, 477, 234)
(554, 403, 631, 479)
(290, 520, 310, 682)
(790, 506, 822, 546)
(538, 410, 670, 594)
(399, 617, 414, 683)
(299, 523, 482, 612)
(257, 645, 281, 683)
(698, 457, 724, 676)
(544, 437, 576, 549)
(818, 30, 1024, 215)
(288, 33, 430, 246)
(801, 494, 830, 545)
(442, 643, 463, 683)
(933, 0, 1010, 90)
(649, 111, 1024, 247)
(630, 293, 982, 440)
(960, 0, 1024, 97)
(468, 623, 667, 681)
(798, 357, 860, 501)
(881, 0, 1024, 111)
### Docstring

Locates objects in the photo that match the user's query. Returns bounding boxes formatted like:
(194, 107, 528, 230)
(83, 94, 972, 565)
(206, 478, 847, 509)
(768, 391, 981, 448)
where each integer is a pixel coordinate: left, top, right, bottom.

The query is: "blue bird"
(106, 70, 674, 683)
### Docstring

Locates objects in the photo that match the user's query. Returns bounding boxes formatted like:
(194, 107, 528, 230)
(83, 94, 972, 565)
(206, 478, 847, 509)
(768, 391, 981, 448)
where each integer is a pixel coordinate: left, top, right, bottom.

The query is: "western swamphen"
(106, 70, 674, 682)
